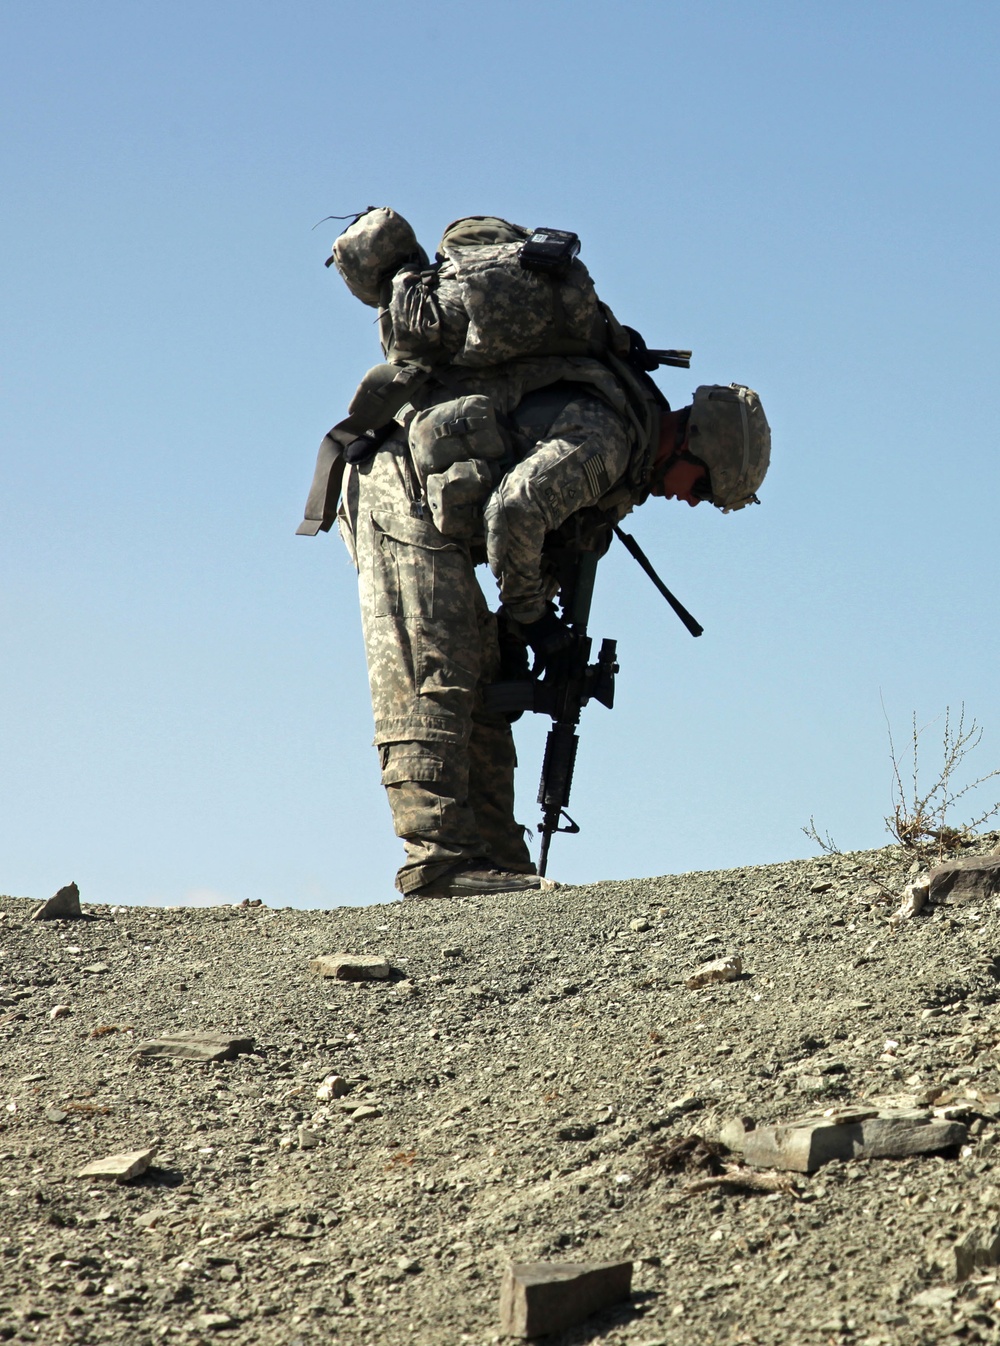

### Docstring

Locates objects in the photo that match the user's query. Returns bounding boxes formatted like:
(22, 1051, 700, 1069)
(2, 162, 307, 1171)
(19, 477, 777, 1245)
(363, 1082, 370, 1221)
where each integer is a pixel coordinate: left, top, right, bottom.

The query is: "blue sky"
(2, 1, 998, 908)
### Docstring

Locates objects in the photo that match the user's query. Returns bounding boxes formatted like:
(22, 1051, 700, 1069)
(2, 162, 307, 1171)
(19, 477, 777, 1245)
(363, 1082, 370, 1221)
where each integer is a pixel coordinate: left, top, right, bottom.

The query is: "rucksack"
(298, 210, 691, 537)
(331, 209, 611, 367)
(390, 222, 608, 367)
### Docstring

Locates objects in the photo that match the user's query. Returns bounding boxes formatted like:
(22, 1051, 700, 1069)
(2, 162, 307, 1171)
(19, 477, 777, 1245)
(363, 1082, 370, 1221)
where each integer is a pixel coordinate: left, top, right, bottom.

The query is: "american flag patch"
(581, 452, 610, 500)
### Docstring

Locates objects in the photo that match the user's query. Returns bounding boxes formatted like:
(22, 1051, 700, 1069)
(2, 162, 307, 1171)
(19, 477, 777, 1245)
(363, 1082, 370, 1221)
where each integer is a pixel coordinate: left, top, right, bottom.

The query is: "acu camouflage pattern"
(337, 433, 532, 894)
(687, 384, 771, 512)
(388, 244, 604, 367)
(326, 210, 670, 888)
(331, 208, 427, 308)
(485, 390, 635, 622)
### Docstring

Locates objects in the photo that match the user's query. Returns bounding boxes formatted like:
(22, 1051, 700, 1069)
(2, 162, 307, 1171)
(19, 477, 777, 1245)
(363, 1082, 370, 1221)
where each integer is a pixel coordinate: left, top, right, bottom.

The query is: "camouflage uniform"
(486, 386, 633, 623)
(338, 433, 531, 895)
(327, 216, 659, 893)
(338, 378, 642, 894)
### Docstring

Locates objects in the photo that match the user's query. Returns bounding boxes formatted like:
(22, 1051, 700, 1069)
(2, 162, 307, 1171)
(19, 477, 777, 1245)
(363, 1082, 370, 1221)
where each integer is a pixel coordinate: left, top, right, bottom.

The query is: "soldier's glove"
(516, 604, 574, 675)
(496, 608, 531, 683)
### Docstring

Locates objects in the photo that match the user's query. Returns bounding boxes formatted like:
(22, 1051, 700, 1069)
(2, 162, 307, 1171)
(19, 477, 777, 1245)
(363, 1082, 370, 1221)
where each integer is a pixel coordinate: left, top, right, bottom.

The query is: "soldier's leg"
(341, 440, 489, 893)
(467, 592, 535, 873)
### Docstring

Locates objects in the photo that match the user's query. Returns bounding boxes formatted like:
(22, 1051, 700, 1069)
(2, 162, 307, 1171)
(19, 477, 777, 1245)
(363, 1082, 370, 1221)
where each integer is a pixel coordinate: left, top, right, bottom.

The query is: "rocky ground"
(4, 837, 1000, 1346)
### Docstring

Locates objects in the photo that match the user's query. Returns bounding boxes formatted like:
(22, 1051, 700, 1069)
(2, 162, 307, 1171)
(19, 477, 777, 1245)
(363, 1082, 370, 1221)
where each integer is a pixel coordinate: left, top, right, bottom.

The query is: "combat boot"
(405, 864, 557, 901)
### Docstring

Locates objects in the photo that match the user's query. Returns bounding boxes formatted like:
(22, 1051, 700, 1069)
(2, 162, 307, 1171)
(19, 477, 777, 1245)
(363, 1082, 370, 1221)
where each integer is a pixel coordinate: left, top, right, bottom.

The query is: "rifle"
(484, 527, 703, 875)
(485, 550, 617, 876)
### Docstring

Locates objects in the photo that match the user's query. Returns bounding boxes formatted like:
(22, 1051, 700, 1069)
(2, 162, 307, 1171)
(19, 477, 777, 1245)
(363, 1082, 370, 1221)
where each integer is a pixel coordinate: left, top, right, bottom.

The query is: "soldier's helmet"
(329, 207, 428, 307)
(686, 384, 771, 512)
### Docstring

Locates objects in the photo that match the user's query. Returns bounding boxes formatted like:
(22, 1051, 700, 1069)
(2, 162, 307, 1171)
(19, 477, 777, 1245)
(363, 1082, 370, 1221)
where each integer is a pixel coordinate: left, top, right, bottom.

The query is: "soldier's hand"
(496, 608, 531, 683)
(515, 605, 574, 674)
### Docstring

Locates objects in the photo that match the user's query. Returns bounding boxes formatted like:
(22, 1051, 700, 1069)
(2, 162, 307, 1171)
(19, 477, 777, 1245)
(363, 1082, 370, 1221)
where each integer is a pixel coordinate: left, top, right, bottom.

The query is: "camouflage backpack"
(330, 209, 611, 367)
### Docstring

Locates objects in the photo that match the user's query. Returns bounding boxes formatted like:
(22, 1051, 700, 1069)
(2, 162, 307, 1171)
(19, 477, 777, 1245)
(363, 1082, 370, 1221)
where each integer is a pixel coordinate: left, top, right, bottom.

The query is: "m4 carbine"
(485, 529, 703, 875)
(485, 550, 616, 876)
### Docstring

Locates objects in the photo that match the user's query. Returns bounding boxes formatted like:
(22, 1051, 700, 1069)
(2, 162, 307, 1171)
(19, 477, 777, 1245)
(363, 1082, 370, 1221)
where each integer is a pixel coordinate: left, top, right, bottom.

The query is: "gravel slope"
(3, 838, 1000, 1346)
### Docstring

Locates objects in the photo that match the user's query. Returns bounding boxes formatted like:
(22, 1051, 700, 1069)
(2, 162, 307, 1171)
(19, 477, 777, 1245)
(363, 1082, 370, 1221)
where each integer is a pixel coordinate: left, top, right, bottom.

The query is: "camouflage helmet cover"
(687, 384, 771, 512)
(330, 207, 428, 308)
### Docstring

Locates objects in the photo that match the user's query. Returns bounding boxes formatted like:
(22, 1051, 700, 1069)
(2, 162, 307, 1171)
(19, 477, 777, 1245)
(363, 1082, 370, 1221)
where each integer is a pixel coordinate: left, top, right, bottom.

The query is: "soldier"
(302, 210, 770, 900)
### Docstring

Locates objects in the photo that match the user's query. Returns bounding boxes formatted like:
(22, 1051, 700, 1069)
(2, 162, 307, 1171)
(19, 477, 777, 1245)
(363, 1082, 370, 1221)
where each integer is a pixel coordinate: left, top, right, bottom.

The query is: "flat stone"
(346, 1105, 382, 1121)
(929, 855, 1000, 906)
(44, 1107, 68, 1124)
(669, 1095, 705, 1116)
(31, 882, 82, 921)
(82, 963, 110, 975)
(741, 1109, 967, 1173)
(685, 956, 742, 990)
(309, 953, 391, 981)
(954, 1222, 1000, 1280)
(912, 1286, 957, 1309)
(194, 1312, 237, 1333)
(499, 1261, 633, 1338)
(77, 1145, 157, 1182)
(132, 1033, 254, 1062)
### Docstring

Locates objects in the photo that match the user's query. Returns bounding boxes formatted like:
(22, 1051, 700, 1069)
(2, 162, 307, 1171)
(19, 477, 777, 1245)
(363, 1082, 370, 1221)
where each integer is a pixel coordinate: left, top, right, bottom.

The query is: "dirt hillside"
(3, 838, 1000, 1345)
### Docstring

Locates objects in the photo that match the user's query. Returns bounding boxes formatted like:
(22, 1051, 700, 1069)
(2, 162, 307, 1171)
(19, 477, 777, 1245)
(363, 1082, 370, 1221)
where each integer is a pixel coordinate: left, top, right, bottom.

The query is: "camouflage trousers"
(338, 434, 533, 894)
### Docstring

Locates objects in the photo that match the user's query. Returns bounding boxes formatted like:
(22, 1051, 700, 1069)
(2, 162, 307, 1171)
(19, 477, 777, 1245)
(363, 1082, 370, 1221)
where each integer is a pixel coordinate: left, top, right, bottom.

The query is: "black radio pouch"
(518, 228, 581, 277)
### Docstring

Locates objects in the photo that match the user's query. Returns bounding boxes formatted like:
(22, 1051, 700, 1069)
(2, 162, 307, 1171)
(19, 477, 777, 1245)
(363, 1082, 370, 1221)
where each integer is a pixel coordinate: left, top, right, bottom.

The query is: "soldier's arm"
(483, 399, 631, 622)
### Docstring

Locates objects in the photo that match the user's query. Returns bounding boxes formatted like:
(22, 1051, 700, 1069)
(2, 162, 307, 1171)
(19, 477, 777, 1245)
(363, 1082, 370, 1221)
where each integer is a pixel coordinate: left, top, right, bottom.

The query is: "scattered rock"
(31, 883, 82, 921)
(556, 1123, 597, 1142)
(316, 1074, 350, 1100)
(194, 1312, 237, 1333)
(440, 945, 464, 959)
(741, 1108, 967, 1173)
(668, 1095, 705, 1117)
(297, 1125, 319, 1149)
(810, 881, 834, 894)
(81, 963, 109, 975)
(929, 855, 1000, 906)
(911, 1286, 957, 1309)
(685, 955, 742, 990)
(953, 1223, 1000, 1281)
(718, 1116, 755, 1151)
(894, 873, 930, 921)
(48, 1005, 71, 1021)
(43, 1107, 68, 1124)
(629, 918, 651, 933)
(77, 1145, 157, 1182)
(341, 1102, 382, 1121)
(499, 1261, 633, 1339)
(309, 953, 392, 981)
(132, 1033, 254, 1062)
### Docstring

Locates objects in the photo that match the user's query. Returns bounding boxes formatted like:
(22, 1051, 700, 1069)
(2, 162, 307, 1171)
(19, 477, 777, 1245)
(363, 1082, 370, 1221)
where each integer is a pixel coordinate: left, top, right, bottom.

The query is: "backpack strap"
(297, 363, 434, 535)
(295, 417, 395, 536)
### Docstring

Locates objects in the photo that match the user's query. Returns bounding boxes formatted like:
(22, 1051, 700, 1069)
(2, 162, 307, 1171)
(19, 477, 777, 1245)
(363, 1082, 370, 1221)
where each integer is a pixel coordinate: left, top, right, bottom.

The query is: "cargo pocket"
(370, 510, 465, 619)
(379, 742, 450, 786)
(369, 510, 481, 695)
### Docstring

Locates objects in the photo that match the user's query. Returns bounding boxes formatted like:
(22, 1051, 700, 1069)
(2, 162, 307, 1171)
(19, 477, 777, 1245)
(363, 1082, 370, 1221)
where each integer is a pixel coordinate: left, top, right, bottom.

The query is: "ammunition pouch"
(407, 395, 508, 486)
(425, 459, 494, 539)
